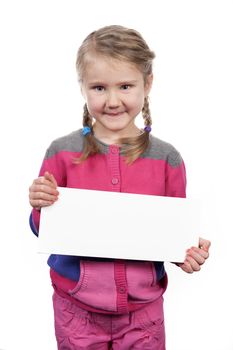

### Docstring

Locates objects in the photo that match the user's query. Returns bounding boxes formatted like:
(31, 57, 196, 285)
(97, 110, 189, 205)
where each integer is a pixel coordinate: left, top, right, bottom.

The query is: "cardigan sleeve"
(30, 141, 67, 235)
(165, 150, 187, 198)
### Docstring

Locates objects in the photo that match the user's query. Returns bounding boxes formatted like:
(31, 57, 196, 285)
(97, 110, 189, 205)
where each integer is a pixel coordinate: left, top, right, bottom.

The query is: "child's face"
(81, 55, 152, 143)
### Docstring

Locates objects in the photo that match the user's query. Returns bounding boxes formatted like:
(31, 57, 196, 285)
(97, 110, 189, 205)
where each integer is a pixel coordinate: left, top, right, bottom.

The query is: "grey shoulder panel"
(143, 135, 183, 167)
(45, 129, 83, 159)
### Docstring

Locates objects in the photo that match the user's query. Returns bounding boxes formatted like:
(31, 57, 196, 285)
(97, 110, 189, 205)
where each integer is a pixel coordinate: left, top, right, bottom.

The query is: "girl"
(29, 25, 210, 350)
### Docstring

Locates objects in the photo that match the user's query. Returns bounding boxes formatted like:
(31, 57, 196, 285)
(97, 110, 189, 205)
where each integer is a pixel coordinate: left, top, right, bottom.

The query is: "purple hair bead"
(144, 126, 152, 133)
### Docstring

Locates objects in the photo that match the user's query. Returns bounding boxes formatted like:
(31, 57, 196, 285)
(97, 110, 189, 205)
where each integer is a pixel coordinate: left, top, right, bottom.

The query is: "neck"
(93, 124, 141, 145)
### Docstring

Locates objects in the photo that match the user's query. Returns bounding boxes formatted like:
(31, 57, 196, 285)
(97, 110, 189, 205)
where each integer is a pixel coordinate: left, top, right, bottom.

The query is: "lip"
(104, 112, 125, 117)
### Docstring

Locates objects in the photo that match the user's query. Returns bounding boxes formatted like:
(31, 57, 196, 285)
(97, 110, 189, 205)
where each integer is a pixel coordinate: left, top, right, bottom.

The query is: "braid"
(75, 104, 100, 163)
(83, 104, 93, 129)
(142, 96, 152, 128)
(118, 97, 152, 164)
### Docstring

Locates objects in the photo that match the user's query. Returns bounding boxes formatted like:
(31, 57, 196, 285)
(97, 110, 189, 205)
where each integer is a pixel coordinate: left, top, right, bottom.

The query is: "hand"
(29, 171, 59, 210)
(177, 237, 211, 273)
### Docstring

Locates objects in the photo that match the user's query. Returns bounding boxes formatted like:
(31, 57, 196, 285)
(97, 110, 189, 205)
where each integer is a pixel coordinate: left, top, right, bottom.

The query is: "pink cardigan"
(30, 129, 186, 314)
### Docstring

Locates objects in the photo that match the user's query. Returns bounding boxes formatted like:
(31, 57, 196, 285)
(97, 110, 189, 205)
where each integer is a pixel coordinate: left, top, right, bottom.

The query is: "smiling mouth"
(105, 112, 125, 117)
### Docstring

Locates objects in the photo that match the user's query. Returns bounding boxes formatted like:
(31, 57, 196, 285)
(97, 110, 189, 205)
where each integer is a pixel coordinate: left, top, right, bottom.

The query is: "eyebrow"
(87, 80, 138, 86)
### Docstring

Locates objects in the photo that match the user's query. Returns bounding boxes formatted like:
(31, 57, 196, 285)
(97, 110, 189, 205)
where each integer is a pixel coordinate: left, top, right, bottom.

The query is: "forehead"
(82, 54, 143, 83)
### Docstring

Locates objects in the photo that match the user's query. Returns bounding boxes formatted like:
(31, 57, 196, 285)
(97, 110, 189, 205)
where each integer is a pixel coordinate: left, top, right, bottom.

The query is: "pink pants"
(53, 292, 166, 350)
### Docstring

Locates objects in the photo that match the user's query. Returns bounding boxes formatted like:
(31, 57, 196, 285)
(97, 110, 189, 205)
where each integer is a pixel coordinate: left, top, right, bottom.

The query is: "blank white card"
(38, 187, 200, 262)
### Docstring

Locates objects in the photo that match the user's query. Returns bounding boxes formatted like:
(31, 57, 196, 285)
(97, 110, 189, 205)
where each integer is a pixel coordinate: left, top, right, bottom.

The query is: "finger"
(186, 249, 205, 265)
(188, 247, 209, 261)
(179, 260, 194, 274)
(29, 188, 58, 202)
(30, 198, 55, 209)
(29, 179, 59, 210)
(29, 185, 59, 208)
(29, 185, 59, 201)
(29, 177, 59, 196)
(185, 255, 201, 272)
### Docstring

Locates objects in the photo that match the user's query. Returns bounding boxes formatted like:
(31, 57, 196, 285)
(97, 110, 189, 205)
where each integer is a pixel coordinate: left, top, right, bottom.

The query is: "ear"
(144, 74, 153, 96)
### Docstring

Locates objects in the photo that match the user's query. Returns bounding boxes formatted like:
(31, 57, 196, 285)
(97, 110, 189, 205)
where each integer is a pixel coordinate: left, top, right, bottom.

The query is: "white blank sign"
(38, 188, 200, 262)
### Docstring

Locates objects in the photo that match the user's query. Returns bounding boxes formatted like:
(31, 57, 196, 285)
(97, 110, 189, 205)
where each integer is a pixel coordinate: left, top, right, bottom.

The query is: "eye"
(93, 86, 105, 92)
(120, 84, 131, 90)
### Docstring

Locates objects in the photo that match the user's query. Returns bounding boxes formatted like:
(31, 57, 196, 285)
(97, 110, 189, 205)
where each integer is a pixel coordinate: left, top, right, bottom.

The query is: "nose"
(106, 90, 121, 109)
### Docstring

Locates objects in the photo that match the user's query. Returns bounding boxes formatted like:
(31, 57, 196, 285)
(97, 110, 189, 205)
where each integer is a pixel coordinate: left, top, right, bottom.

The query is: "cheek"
(86, 96, 103, 114)
(127, 92, 144, 111)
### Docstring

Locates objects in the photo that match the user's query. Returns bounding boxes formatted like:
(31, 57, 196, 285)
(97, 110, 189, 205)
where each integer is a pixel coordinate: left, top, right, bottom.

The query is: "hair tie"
(144, 126, 152, 133)
(82, 126, 91, 136)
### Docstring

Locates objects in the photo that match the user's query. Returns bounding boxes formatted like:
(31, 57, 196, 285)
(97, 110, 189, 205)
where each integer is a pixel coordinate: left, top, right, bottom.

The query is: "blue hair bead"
(144, 126, 152, 133)
(82, 126, 91, 136)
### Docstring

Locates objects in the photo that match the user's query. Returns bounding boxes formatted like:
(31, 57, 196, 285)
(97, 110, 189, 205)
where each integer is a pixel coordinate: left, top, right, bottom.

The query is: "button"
(118, 286, 126, 294)
(111, 146, 119, 154)
(111, 178, 119, 185)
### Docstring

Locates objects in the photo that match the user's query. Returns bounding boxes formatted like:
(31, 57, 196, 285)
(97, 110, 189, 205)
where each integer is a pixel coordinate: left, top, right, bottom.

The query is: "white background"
(0, 1, 232, 349)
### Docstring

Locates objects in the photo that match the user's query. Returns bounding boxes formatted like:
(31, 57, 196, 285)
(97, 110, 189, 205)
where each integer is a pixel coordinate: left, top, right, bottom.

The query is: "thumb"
(44, 171, 57, 188)
(199, 237, 211, 252)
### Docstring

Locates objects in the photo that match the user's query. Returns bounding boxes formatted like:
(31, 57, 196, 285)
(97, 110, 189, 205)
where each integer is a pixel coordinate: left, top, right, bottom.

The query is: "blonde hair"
(76, 25, 155, 164)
